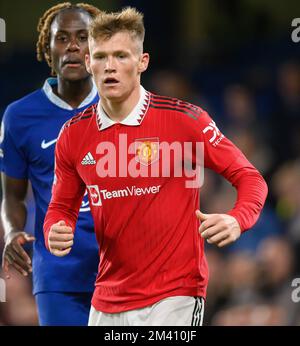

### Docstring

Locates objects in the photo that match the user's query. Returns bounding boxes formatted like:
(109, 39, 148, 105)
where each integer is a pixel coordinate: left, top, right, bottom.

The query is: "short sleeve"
(0, 105, 28, 178)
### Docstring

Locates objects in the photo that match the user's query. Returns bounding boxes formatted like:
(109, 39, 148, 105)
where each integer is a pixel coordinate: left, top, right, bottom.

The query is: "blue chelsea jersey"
(0, 78, 99, 294)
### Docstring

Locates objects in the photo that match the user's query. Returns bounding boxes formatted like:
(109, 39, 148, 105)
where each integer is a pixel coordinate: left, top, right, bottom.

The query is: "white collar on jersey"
(96, 85, 150, 131)
(42, 78, 98, 110)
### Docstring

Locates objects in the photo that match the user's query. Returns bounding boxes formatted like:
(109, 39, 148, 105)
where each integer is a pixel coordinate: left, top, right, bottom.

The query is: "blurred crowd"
(206, 61, 300, 326)
(0, 2, 300, 322)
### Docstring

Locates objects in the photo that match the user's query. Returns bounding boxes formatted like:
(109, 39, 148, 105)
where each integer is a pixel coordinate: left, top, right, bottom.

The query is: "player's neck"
(54, 77, 94, 109)
(100, 85, 141, 122)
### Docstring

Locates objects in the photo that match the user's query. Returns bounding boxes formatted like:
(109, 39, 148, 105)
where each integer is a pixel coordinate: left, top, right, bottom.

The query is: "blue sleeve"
(0, 104, 28, 178)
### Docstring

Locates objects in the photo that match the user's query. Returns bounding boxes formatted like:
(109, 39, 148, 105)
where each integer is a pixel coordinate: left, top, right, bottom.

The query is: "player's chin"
(101, 89, 124, 102)
(61, 69, 90, 82)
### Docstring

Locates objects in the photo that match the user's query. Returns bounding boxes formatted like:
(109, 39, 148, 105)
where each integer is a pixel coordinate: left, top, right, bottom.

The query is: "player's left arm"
(194, 110, 268, 247)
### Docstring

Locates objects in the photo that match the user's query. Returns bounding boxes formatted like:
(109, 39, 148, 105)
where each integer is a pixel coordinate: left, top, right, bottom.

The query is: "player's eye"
(79, 35, 88, 42)
(56, 35, 67, 42)
(95, 54, 106, 60)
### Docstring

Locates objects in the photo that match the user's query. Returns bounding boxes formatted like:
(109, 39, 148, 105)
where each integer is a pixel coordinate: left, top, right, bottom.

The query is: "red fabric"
(44, 93, 267, 313)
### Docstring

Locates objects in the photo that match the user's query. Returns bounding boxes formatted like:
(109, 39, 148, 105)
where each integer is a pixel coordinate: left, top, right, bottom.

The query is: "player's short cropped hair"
(36, 2, 101, 74)
(89, 7, 145, 47)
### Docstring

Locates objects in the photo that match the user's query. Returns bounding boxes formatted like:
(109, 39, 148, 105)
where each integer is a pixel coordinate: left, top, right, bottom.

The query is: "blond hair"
(89, 7, 145, 46)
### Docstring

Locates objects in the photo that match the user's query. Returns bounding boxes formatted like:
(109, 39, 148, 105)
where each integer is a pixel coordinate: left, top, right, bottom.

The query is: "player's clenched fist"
(195, 210, 241, 248)
(48, 220, 74, 257)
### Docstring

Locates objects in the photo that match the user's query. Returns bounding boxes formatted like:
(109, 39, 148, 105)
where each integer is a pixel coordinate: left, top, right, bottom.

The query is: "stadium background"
(0, 0, 300, 325)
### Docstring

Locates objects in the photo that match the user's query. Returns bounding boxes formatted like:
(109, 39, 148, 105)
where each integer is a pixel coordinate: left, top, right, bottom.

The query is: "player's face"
(49, 10, 91, 81)
(86, 31, 149, 102)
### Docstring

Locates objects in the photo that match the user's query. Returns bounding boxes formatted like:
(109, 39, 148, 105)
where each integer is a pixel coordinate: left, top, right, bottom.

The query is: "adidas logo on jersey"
(81, 152, 96, 165)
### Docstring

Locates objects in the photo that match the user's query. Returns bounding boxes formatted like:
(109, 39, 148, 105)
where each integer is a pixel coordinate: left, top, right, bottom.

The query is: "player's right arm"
(0, 105, 35, 278)
(43, 123, 86, 257)
(47, 220, 74, 257)
(1, 175, 35, 278)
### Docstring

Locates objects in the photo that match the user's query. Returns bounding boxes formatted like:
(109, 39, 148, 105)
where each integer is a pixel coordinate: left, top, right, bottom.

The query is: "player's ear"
(138, 53, 149, 73)
(85, 53, 92, 74)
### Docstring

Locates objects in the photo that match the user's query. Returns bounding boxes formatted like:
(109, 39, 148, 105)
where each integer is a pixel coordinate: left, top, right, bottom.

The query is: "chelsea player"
(0, 3, 101, 326)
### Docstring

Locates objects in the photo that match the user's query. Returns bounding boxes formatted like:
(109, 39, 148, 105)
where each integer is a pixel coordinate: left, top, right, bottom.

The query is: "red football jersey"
(44, 87, 267, 313)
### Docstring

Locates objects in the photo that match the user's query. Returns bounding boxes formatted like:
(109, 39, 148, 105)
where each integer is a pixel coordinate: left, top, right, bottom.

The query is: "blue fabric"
(224, 206, 283, 254)
(35, 292, 93, 326)
(0, 79, 99, 294)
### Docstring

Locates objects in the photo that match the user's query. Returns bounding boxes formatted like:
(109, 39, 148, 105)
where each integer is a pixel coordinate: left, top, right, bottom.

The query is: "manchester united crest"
(135, 138, 159, 166)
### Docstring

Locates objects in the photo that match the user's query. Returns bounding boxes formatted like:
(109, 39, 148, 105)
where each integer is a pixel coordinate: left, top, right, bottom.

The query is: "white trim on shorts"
(191, 296, 205, 326)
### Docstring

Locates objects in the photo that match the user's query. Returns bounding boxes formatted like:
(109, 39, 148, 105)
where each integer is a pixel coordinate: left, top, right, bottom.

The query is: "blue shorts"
(35, 292, 93, 326)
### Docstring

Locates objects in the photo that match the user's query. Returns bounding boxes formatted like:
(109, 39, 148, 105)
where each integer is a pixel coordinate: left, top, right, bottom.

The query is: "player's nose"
(67, 37, 80, 52)
(104, 56, 116, 72)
